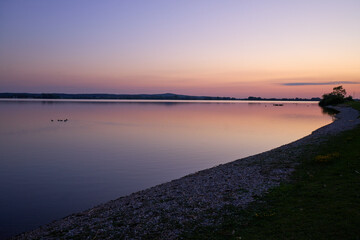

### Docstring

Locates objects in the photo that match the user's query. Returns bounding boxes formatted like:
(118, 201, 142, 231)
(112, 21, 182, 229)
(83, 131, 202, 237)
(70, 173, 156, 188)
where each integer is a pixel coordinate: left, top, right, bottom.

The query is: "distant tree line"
(0, 92, 325, 101)
(247, 96, 321, 101)
(0, 93, 236, 100)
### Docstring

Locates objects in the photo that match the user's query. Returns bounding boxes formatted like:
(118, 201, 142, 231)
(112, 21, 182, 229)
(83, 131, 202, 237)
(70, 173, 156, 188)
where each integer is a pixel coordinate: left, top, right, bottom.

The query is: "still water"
(0, 100, 332, 238)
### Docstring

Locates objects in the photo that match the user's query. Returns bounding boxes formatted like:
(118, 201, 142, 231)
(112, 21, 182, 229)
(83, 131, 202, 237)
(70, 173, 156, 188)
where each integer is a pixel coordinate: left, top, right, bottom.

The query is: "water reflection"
(321, 106, 340, 120)
(0, 100, 332, 238)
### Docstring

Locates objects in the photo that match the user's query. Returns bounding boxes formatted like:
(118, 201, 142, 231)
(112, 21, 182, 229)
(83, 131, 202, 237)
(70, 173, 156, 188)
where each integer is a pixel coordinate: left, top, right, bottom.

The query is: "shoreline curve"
(13, 105, 360, 240)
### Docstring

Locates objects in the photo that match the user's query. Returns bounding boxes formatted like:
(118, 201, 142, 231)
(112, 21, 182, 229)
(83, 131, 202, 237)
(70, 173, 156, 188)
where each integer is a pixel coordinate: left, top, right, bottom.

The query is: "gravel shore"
(13, 105, 360, 240)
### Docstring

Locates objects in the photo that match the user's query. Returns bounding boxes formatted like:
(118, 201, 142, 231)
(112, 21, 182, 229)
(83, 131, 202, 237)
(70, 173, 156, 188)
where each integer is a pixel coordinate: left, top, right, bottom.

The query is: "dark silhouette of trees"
(319, 85, 353, 107)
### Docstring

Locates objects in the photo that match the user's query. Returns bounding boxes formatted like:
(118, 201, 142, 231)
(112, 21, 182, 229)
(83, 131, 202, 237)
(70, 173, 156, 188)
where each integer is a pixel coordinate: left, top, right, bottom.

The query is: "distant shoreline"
(0, 98, 320, 103)
(0, 92, 321, 101)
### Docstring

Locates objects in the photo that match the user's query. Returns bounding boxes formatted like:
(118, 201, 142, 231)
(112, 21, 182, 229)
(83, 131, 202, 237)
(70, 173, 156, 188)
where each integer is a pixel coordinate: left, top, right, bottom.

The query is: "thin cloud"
(282, 81, 360, 86)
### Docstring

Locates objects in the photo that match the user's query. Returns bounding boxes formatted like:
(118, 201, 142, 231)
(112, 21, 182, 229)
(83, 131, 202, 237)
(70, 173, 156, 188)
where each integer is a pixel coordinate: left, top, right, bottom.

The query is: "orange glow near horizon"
(1, 1, 360, 98)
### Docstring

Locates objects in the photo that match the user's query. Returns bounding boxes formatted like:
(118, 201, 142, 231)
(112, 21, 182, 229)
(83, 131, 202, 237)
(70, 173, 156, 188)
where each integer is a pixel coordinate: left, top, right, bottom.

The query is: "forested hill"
(0, 93, 236, 100)
(0, 93, 321, 101)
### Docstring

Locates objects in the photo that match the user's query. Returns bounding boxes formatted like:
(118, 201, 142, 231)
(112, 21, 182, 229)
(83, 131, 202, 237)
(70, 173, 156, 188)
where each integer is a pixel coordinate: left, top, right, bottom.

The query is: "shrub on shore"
(319, 85, 353, 107)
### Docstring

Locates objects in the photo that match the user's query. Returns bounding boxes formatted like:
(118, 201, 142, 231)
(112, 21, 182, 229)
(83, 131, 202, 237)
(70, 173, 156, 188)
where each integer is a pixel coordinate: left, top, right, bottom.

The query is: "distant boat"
(273, 104, 284, 106)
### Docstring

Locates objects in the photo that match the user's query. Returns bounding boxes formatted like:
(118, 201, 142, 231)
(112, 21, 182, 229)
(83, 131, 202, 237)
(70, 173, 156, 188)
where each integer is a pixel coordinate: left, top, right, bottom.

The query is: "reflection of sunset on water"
(0, 100, 332, 172)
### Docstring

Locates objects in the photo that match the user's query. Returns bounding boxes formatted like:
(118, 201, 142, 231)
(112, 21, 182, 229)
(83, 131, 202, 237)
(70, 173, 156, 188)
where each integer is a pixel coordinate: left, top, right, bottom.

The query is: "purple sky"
(1, 0, 360, 97)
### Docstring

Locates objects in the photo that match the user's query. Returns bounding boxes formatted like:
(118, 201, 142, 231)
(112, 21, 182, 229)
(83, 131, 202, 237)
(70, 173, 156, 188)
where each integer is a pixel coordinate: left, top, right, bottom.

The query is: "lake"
(0, 100, 332, 238)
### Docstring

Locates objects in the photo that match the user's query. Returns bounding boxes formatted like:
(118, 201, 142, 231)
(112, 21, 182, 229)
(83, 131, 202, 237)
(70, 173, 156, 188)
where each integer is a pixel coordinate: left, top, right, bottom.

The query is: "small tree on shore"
(319, 85, 352, 107)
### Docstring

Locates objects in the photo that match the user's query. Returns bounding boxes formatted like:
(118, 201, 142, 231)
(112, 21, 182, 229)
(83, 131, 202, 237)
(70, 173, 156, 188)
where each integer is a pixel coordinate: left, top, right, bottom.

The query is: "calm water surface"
(0, 100, 332, 238)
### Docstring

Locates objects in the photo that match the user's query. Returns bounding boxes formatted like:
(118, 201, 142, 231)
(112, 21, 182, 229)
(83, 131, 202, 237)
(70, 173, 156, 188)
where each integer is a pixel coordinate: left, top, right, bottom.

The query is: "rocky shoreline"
(13, 105, 360, 240)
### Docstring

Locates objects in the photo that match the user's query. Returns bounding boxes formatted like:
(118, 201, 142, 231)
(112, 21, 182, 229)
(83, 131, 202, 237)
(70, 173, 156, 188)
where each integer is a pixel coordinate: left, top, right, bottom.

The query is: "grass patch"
(185, 102, 360, 239)
(348, 101, 360, 112)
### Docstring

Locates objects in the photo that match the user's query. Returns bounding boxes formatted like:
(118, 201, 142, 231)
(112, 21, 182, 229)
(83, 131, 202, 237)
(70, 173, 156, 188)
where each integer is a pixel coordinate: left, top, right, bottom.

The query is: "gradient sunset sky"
(0, 0, 359, 98)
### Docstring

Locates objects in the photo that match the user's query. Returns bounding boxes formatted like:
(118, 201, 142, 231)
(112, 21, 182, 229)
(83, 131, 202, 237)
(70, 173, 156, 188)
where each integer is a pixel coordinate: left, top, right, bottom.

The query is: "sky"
(0, 0, 359, 98)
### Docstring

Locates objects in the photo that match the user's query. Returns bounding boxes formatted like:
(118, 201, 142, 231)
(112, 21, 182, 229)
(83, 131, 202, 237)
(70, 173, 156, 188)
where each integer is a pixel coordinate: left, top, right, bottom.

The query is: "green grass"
(347, 101, 360, 112)
(185, 102, 360, 239)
